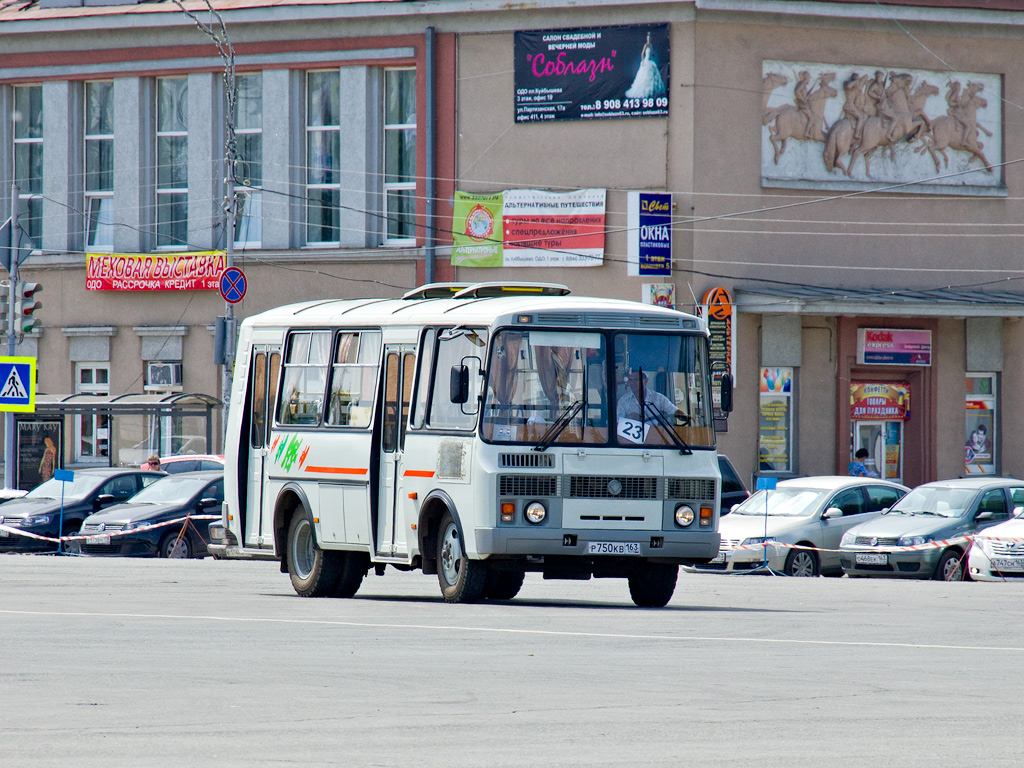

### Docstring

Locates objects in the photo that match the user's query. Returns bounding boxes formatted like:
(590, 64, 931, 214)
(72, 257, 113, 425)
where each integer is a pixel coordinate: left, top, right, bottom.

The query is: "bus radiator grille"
(665, 478, 716, 501)
(499, 475, 560, 497)
(569, 476, 657, 500)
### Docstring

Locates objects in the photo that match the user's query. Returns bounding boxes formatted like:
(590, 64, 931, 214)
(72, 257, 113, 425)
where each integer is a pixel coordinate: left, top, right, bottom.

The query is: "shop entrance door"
(853, 421, 903, 482)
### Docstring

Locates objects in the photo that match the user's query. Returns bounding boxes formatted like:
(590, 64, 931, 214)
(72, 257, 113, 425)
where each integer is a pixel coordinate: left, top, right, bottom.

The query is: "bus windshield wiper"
(533, 400, 583, 452)
(646, 406, 693, 455)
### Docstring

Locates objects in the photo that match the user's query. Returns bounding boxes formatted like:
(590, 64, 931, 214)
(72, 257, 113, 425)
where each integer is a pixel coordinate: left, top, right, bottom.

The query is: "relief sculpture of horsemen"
(762, 62, 1000, 188)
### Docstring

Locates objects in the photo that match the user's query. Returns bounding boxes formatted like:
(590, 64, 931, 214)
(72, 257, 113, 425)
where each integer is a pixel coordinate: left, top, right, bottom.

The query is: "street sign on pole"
(219, 267, 247, 304)
(0, 356, 36, 412)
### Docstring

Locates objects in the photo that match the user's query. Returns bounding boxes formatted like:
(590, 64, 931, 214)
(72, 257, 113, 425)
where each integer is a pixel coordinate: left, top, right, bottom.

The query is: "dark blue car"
(0, 468, 164, 554)
(79, 471, 224, 558)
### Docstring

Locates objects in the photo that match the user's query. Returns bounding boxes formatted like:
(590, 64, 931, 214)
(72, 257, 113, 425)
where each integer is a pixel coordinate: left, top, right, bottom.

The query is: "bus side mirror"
(719, 375, 733, 413)
(450, 365, 469, 404)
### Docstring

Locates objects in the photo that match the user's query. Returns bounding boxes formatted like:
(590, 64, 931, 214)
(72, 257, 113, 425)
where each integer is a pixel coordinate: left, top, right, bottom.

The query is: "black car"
(0, 468, 164, 554)
(719, 455, 750, 514)
(79, 471, 224, 558)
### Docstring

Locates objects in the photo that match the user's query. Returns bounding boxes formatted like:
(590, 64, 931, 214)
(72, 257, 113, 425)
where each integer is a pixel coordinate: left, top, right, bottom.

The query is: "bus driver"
(617, 369, 690, 425)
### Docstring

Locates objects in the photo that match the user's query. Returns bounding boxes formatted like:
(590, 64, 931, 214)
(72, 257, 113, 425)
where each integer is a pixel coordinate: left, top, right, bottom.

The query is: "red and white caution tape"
(0, 515, 221, 545)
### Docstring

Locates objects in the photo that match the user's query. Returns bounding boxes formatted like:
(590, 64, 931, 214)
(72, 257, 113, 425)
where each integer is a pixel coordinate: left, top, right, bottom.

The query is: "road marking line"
(2, 609, 1023, 652)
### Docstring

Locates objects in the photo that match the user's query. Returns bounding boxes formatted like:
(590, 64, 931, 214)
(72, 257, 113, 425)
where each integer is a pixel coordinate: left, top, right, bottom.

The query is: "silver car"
(692, 476, 908, 577)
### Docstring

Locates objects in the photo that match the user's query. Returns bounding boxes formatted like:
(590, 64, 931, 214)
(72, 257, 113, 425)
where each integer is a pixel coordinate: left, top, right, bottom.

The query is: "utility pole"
(4, 185, 21, 490)
(175, 1, 237, 438)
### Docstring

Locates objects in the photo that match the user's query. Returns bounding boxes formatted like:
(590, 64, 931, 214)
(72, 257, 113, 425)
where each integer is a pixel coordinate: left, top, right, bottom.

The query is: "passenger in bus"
(617, 369, 689, 424)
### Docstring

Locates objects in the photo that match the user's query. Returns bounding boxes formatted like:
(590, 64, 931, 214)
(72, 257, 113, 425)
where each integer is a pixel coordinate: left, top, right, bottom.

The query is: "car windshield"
(889, 486, 978, 517)
(128, 475, 210, 504)
(26, 474, 105, 502)
(731, 488, 829, 517)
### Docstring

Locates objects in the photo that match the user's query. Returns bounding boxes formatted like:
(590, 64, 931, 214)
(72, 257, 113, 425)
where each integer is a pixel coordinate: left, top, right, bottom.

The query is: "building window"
(305, 70, 340, 245)
(13, 84, 43, 246)
(233, 73, 262, 248)
(85, 81, 115, 251)
(156, 77, 188, 249)
(383, 69, 416, 245)
(145, 360, 183, 392)
(966, 374, 997, 475)
(76, 363, 110, 461)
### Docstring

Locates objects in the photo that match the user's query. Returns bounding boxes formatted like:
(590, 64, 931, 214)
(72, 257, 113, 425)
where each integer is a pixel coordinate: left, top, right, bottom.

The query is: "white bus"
(219, 282, 733, 607)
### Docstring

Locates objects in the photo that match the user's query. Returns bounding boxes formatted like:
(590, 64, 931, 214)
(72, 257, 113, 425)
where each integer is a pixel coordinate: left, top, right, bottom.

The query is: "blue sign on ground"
(219, 267, 247, 304)
(0, 357, 35, 412)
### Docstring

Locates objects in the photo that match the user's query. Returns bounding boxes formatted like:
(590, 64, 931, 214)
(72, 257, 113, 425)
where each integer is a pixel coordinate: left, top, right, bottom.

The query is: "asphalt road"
(2, 555, 1023, 767)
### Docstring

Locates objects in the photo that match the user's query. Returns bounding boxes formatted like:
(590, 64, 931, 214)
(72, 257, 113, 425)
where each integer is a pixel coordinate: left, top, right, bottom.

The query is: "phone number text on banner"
(86, 252, 226, 291)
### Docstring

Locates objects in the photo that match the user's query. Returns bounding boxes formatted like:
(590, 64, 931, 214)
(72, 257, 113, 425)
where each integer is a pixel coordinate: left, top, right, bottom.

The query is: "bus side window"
(250, 352, 267, 448)
(410, 328, 437, 429)
(327, 331, 380, 428)
(427, 328, 487, 430)
(277, 331, 330, 426)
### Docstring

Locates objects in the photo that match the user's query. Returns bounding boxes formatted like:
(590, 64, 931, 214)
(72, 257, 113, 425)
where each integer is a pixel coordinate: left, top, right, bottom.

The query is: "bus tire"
(437, 511, 486, 603)
(331, 552, 370, 598)
(484, 566, 526, 600)
(628, 563, 678, 608)
(287, 510, 342, 597)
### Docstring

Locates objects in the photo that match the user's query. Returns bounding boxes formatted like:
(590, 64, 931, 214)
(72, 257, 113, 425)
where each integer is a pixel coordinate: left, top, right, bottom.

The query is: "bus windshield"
(482, 329, 714, 448)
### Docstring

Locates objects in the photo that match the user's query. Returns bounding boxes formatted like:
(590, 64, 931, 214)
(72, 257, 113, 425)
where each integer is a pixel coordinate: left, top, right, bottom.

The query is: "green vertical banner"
(452, 191, 504, 267)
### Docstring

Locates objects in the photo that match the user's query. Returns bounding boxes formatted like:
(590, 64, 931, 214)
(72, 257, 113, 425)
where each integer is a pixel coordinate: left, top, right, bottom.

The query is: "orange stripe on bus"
(403, 469, 435, 478)
(304, 466, 368, 475)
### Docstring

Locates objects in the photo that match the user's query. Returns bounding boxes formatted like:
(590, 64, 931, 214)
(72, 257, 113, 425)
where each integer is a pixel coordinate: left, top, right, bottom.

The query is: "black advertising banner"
(17, 420, 62, 491)
(514, 24, 670, 122)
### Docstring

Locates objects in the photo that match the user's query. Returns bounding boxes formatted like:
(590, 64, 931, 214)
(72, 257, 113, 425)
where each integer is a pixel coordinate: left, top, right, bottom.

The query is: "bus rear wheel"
(484, 566, 526, 601)
(287, 511, 342, 597)
(437, 512, 486, 603)
(628, 563, 678, 608)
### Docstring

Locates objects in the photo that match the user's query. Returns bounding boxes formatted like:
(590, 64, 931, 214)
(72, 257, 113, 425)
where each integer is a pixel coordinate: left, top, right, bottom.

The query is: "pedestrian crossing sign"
(0, 356, 36, 412)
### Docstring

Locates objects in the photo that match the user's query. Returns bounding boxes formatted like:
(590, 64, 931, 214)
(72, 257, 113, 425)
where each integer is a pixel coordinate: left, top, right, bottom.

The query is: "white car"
(968, 505, 1024, 581)
(691, 476, 908, 577)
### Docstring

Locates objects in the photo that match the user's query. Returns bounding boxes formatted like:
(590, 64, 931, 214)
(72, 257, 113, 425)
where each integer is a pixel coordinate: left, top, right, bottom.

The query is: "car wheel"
(934, 549, 965, 581)
(287, 511, 342, 597)
(61, 523, 82, 555)
(784, 548, 820, 577)
(160, 532, 192, 559)
(437, 511, 486, 603)
(483, 567, 526, 601)
(628, 563, 678, 608)
(330, 552, 370, 598)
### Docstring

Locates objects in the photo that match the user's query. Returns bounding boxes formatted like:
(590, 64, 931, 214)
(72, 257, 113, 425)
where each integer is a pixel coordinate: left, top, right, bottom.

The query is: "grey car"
(840, 476, 1024, 581)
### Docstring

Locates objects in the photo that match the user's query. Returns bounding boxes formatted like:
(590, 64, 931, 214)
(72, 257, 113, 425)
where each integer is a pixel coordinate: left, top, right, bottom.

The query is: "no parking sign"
(219, 267, 247, 304)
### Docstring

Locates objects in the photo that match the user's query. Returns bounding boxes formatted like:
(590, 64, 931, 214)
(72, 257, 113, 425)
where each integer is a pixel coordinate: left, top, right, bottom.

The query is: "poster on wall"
(451, 188, 606, 267)
(627, 192, 672, 276)
(758, 367, 792, 473)
(642, 283, 675, 309)
(849, 382, 911, 420)
(965, 375, 996, 474)
(514, 24, 670, 122)
(17, 420, 62, 491)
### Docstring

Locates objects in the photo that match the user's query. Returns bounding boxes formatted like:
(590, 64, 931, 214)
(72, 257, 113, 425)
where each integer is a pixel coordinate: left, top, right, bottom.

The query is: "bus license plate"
(856, 552, 888, 565)
(86, 535, 111, 545)
(991, 558, 1024, 571)
(587, 541, 641, 556)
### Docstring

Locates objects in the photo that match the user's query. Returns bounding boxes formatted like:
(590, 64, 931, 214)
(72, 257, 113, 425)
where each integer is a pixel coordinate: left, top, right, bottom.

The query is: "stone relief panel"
(761, 60, 1002, 191)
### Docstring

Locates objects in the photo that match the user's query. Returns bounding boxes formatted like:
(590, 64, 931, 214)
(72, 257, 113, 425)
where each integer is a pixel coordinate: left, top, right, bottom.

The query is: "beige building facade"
(1, 0, 1022, 488)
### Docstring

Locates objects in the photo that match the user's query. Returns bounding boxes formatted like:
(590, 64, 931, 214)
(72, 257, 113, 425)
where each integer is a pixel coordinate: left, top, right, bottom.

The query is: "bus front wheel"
(287, 511, 342, 597)
(437, 512, 486, 603)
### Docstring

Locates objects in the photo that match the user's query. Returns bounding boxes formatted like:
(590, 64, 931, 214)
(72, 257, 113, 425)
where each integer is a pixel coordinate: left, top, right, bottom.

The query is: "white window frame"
(382, 68, 417, 246)
(234, 73, 263, 249)
(156, 76, 189, 250)
(75, 363, 110, 462)
(13, 84, 43, 248)
(305, 69, 341, 247)
(85, 80, 115, 252)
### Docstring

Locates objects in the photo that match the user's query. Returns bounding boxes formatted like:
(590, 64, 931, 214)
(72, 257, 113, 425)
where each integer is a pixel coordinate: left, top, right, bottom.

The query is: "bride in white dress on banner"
(625, 33, 667, 99)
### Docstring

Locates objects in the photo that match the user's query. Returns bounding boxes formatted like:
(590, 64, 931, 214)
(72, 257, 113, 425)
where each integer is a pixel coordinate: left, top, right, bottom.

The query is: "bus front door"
(377, 346, 416, 557)
(246, 345, 280, 548)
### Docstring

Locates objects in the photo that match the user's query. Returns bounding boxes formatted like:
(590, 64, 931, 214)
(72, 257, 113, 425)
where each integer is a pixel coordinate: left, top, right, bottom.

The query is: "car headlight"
(898, 535, 929, 547)
(22, 515, 53, 527)
(524, 501, 546, 524)
(741, 536, 776, 547)
(674, 504, 695, 527)
(840, 531, 857, 547)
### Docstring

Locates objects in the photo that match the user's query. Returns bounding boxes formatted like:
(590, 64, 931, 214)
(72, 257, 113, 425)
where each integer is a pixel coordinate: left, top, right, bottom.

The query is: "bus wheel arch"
(418, 491, 457, 576)
(274, 485, 314, 575)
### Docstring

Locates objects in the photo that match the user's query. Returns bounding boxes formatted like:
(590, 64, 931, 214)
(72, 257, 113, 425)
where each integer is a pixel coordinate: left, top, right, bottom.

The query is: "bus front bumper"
(475, 527, 720, 564)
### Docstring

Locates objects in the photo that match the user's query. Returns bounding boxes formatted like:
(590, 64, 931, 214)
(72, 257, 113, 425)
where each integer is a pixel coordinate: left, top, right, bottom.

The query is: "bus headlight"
(524, 501, 546, 524)
(674, 504, 695, 527)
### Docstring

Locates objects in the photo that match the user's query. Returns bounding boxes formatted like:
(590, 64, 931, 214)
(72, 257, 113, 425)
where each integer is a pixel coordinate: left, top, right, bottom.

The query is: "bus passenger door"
(247, 346, 280, 548)
(377, 346, 416, 557)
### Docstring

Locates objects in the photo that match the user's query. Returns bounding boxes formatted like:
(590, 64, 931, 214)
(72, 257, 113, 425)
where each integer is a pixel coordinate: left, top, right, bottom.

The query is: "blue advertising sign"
(514, 24, 670, 122)
(627, 192, 673, 276)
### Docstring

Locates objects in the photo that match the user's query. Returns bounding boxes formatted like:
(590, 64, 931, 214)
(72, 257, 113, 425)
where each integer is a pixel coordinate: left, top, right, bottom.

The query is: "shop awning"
(734, 285, 1024, 317)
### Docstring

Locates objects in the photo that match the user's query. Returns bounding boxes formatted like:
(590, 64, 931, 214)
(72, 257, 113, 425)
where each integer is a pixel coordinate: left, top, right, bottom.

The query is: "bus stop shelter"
(12, 393, 222, 490)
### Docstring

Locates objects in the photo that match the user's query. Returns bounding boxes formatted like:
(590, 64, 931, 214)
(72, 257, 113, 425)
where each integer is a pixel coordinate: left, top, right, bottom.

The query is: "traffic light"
(0, 282, 8, 325)
(16, 281, 41, 334)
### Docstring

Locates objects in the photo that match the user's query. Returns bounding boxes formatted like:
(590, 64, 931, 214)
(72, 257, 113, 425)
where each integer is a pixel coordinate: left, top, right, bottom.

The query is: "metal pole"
(5, 185, 20, 490)
(424, 26, 436, 285)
